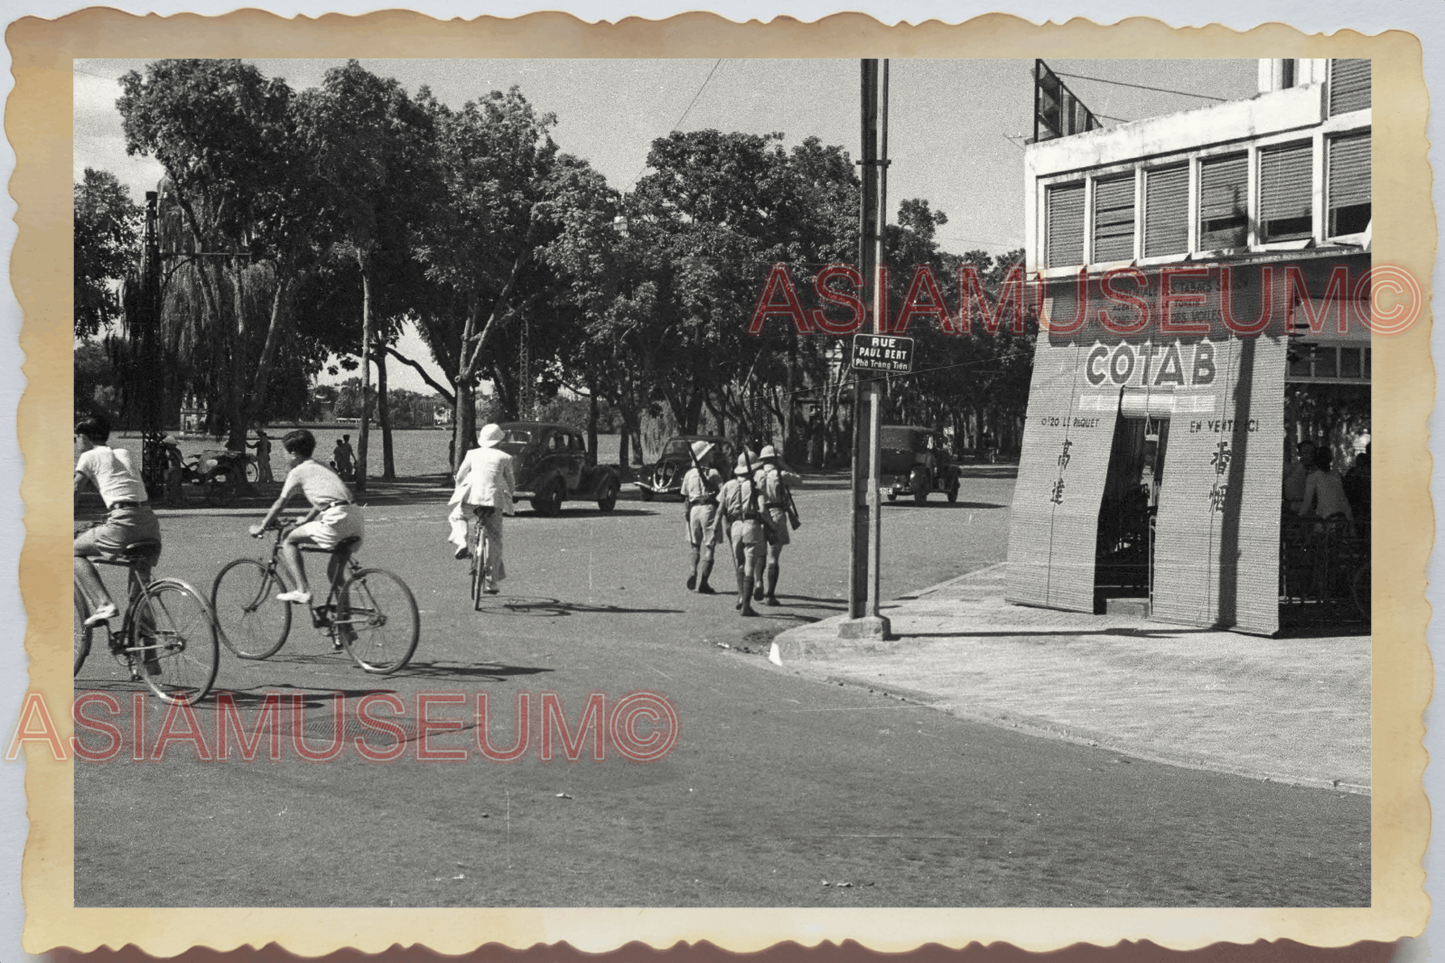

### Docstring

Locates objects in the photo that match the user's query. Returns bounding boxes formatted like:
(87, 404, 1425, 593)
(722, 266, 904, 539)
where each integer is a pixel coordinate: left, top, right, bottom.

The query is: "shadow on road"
(471, 595, 684, 617)
(396, 661, 555, 681)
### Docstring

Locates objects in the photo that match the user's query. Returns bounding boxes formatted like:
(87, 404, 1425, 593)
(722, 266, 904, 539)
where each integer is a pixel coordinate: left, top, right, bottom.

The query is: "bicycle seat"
(92, 540, 160, 566)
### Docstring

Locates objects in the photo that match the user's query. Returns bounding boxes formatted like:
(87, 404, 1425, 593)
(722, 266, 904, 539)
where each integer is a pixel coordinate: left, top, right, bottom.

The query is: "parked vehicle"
(495, 422, 621, 516)
(881, 425, 960, 504)
(636, 435, 735, 501)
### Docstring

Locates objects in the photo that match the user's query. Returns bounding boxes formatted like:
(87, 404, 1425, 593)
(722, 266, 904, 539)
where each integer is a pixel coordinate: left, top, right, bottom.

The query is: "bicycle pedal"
(310, 606, 333, 628)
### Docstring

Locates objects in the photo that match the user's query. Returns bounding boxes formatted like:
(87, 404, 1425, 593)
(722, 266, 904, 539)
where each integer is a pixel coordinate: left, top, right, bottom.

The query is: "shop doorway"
(1095, 415, 1169, 611)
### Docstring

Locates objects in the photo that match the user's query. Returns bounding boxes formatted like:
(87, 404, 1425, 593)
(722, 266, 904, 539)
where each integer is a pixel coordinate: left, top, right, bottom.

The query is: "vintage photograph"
(66, 52, 1379, 911)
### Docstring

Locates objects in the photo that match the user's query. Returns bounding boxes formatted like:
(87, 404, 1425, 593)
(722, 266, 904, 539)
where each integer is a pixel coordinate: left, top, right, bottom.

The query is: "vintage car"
(635, 435, 736, 501)
(494, 422, 621, 516)
(881, 425, 961, 504)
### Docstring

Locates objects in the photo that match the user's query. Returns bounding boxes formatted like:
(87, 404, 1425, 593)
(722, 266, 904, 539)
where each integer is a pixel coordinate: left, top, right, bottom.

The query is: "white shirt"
(279, 459, 353, 509)
(75, 446, 149, 507)
(450, 445, 516, 516)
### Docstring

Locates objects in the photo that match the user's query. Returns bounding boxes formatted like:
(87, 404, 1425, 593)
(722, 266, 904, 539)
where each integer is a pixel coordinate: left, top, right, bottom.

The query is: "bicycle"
(467, 505, 499, 610)
(210, 519, 420, 674)
(73, 535, 219, 706)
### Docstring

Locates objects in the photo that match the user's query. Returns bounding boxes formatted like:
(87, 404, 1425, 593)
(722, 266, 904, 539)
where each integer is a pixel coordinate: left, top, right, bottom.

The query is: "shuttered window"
(1328, 131, 1371, 236)
(1092, 175, 1135, 263)
(1329, 59, 1370, 116)
(1046, 183, 1085, 267)
(1198, 153, 1248, 251)
(1258, 141, 1312, 242)
(1143, 165, 1188, 257)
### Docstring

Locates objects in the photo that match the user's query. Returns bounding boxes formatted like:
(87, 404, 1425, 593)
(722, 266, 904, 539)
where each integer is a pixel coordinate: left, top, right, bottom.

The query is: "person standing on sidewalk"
(752, 445, 801, 607)
(718, 453, 765, 617)
(248, 429, 274, 484)
(447, 423, 516, 594)
(680, 440, 722, 594)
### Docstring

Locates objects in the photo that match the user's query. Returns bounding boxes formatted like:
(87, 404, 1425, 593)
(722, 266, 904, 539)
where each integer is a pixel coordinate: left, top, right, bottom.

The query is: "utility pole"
(842, 58, 891, 640)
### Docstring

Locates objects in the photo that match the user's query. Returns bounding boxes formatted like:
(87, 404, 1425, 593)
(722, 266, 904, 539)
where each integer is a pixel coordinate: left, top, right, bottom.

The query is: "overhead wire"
(621, 59, 725, 193)
(1051, 71, 1227, 102)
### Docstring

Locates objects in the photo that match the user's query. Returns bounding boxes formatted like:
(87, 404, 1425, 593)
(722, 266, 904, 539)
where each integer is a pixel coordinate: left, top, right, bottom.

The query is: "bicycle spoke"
(211, 559, 291, 659)
(341, 568, 419, 674)
(135, 580, 219, 705)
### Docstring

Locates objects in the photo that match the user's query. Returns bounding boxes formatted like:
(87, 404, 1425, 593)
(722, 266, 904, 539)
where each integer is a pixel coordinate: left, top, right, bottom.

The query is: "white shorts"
(292, 504, 364, 550)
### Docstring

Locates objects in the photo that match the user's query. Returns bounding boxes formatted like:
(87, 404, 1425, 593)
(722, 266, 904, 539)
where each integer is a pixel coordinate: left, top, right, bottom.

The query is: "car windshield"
(661, 439, 695, 458)
(500, 429, 531, 445)
(880, 427, 927, 450)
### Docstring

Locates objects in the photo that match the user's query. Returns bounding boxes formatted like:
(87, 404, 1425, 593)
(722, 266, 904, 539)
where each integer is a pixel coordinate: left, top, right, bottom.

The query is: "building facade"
(1006, 59, 1371, 635)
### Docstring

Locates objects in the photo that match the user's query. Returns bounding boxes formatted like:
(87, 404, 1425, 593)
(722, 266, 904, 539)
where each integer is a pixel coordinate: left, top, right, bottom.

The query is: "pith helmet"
(477, 424, 505, 448)
(758, 445, 778, 460)
(734, 453, 753, 476)
(691, 440, 714, 462)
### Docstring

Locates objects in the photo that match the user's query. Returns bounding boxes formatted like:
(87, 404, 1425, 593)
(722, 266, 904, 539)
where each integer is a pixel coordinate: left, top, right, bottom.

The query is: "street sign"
(851, 333, 915, 373)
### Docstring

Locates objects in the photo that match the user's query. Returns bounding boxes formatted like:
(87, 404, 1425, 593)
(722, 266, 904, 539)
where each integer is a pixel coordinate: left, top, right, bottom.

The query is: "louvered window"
(1143, 165, 1188, 257)
(1258, 141, 1312, 242)
(1198, 153, 1248, 251)
(1329, 60, 1370, 116)
(1092, 175, 1135, 263)
(1046, 183, 1084, 267)
(1328, 131, 1371, 236)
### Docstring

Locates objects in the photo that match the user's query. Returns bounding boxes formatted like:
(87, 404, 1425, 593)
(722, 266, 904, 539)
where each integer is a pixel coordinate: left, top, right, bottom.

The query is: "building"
(1006, 59, 1371, 635)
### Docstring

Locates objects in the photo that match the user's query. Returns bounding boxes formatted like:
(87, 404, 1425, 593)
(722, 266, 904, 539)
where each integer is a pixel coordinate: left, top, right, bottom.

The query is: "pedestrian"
(447, 423, 516, 594)
(334, 434, 354, 480)
(249, 429, 364, 624)
(752, 445, 802, 606)
(160, 432, 187, 507)
(1298, 445, 1353, 527)
(73, 415, 163, 648)
(718, 452, 765, 617)
(680, 440, 723, 594)
(248, 429, 274, 484)
(1282, 439, 1315, 513)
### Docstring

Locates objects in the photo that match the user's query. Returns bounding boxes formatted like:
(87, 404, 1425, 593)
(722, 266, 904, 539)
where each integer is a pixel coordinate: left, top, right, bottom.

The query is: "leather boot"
(740, 577, 758, 617)
(686, 548, 699, 590)
(764, 564, 780, 606)
(696, 558, 716, 593)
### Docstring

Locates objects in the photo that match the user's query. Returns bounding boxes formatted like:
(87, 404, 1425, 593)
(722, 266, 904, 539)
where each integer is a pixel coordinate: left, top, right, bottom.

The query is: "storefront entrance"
(1095, 416, 1169, 610)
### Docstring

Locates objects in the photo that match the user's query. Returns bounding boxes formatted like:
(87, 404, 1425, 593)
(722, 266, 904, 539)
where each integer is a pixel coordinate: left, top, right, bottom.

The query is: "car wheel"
(886, 492, 897, 502)
(533, 481, 563, 517)
(639, 487, 654, 502)
(912, 476, 928, 505)
(598, 479, 619, 512)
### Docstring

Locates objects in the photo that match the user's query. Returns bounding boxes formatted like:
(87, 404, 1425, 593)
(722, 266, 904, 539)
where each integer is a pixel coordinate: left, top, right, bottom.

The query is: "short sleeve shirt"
(75, 446, 149, 507)
(280, 459, 352, 509)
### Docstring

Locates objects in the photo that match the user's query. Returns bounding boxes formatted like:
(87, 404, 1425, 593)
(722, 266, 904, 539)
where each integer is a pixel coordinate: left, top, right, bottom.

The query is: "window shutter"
(1199, 154, 1248, 249)
(1144, 165, 1189, 257)
(1329, 59, 1370, 116)
(1046, 183, 1084, 267)
(1092, 175, 1135, 263)
(1329, 132, 1370, 211)
(1259, 142, 1311, 220)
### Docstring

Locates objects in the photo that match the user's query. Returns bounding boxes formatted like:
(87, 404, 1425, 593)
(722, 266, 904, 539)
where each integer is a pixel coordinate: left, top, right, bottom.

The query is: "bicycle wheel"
(205, 470, 238, 507)
(131, 578, 219, 705)
(469, 521, 484, 611)
(339, 568, 419, 674)
(211, 558, 292, 658)
(74, 584, 92, 676)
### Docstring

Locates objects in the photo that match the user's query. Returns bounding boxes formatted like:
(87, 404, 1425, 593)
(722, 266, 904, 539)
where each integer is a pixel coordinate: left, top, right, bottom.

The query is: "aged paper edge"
(10, 8, 1432, 956)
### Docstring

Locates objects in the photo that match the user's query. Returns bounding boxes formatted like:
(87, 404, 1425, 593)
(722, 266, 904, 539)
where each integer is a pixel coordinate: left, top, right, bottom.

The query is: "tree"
(117, 59, 306, 448)
(74, 168, 140, 338)
(411, 85, 560, 469)
(296, 60, 436, 488)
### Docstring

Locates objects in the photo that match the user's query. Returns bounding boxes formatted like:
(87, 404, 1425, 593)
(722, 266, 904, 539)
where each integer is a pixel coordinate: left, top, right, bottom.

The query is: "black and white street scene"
(71, 56, 1372, 908)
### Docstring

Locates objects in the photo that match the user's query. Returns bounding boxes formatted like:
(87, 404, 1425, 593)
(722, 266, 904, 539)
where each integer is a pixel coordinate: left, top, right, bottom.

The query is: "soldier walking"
(753, 445, 802, 606)
(681, 440, 723, 593)
(718, 452, 766, 617)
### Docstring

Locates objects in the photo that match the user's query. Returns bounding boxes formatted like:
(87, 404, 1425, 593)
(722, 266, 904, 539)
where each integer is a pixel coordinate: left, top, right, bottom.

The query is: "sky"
(74, 57, 1259, 392)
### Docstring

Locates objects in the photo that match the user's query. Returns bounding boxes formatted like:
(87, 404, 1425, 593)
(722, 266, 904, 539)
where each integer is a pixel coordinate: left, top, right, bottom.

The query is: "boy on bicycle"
(250, 429, 364, 607)
(73, 414, 161, 630)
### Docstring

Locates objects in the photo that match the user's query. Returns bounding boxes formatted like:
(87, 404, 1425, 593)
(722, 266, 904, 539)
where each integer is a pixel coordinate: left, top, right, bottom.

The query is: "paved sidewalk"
(771, 563, 1370, 794)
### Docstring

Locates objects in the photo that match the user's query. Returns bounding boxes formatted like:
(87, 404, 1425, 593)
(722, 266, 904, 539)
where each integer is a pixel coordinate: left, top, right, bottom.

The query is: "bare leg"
(72, 556, 114, 614)
(279, 537, 311, 596)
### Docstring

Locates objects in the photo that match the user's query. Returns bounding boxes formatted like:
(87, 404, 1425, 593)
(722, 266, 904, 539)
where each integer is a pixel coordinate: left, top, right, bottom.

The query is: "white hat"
(690, 440, 714, 462)
(477, 424, 505, 448)
(759, 445, 778, 460)
(162, 433, 180, 446)
(734, 453, 753, 476)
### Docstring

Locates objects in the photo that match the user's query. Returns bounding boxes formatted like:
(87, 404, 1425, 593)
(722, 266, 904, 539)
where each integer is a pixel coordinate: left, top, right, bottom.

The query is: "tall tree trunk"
(377, 343, 395, 479)
(586, 388, 599, 467)
(355, 258, 372, 492)
(226, 252, 247, 450)
(452, 378, 477, 472)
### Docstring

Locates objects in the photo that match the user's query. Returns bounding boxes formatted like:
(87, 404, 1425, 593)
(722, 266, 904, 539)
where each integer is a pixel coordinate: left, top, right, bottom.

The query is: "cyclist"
(446, 423, 516, 593)
(249, 429, 364, 607)
(74, 414, 162, 633)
